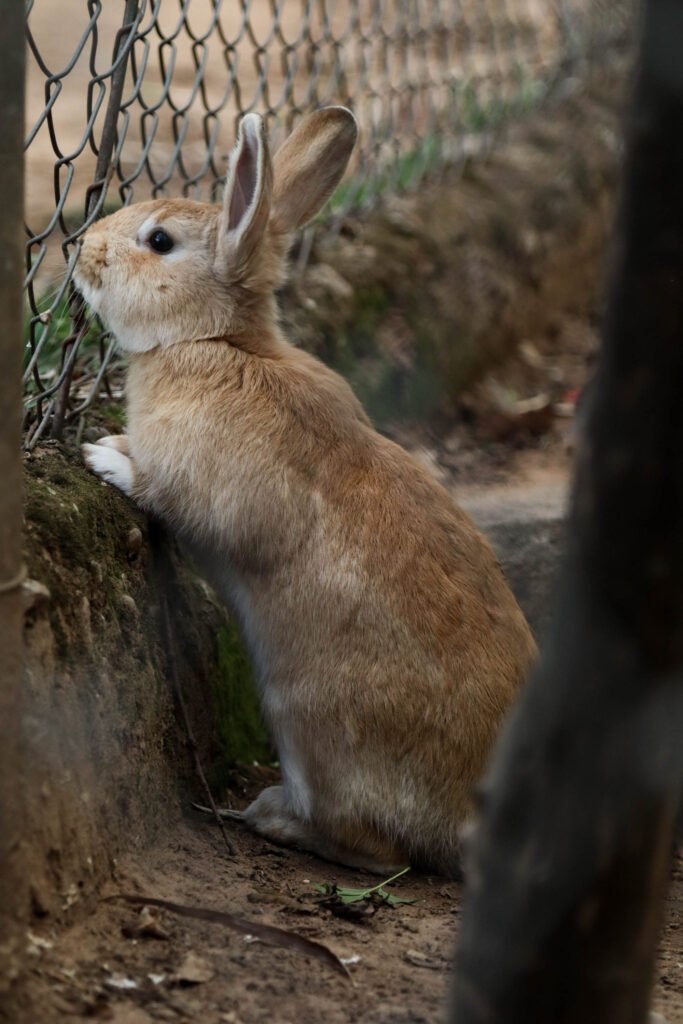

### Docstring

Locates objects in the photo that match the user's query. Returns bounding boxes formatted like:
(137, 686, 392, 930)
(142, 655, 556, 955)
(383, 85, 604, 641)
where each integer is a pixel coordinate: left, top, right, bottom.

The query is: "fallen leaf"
(122, 905, 170, 941)
(173, 952, 214, 986)
(26, 931, 53, 956)
(404, 949, 446, 971)
(105, 973, 138, 990)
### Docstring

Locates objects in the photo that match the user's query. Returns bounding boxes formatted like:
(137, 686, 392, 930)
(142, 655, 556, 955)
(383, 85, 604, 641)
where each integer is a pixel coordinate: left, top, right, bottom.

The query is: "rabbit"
(77, 107, 537, 877)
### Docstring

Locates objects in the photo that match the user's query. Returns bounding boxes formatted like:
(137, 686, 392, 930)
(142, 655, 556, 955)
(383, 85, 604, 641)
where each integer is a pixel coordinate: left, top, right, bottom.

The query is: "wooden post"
(451, 2, 683, 1021)
(0, 0, 26, 993)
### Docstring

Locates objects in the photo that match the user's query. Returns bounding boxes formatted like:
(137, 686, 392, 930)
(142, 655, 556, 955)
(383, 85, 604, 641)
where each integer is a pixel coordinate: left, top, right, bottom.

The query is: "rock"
(460, 474, 568, 641)
(126, 526, 143, 558)
(173, 951, 214, 986)
(118, 594, 139, 620)
(83, 426, 108, 443)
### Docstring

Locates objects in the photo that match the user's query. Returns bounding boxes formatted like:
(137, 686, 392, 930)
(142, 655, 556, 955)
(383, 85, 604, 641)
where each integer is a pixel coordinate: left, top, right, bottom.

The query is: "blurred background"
(23, 0, 630, 446)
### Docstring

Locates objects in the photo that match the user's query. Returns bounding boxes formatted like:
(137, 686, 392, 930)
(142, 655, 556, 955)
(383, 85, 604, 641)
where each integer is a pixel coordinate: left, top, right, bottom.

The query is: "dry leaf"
(404, 949, 446, 971)
(173, 951, 214, 986)
(122, 905, 170, 941)
(105, 973, 138, 990)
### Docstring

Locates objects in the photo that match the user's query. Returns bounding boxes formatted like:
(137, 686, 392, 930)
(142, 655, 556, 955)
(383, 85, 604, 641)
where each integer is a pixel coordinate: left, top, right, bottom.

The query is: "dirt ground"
(10, 764, 683, 1024)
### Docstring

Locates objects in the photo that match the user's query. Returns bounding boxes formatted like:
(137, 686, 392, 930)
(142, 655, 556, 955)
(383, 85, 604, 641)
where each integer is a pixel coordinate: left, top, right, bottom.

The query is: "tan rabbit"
(77, 107, 537, 877)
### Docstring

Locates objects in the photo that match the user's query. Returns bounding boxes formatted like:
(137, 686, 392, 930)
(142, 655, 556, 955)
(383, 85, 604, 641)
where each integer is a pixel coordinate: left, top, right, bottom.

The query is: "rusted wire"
(22, 0, 633, 446)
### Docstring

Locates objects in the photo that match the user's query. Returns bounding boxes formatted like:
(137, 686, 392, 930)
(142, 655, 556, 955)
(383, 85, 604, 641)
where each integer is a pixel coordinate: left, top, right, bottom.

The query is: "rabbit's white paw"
(83, 442, 135, 496)
(96, 434, 130, 455)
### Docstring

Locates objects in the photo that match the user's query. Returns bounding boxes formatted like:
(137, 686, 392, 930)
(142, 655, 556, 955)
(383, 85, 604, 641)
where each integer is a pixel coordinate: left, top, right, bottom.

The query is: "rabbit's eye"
(147, 229, 174, 254)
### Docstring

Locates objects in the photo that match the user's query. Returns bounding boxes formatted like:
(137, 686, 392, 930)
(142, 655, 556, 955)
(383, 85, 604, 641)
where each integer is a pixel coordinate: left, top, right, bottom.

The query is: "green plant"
(313, 866, 416, 907)
(24, 291, 104, 393)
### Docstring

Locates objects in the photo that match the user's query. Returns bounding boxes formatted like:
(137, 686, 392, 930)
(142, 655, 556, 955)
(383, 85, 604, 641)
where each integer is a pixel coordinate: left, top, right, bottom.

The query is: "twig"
(106, 893, 351, 978)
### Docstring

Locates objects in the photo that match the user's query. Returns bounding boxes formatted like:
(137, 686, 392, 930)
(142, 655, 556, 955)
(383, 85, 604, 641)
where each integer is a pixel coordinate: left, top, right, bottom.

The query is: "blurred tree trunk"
(451, 2, 683, 1022)
(0, 2, 26, 994)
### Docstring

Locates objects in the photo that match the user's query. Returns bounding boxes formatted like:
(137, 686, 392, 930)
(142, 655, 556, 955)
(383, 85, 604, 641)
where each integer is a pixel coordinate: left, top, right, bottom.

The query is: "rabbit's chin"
(107, 324, 166, 354)
(73, 275, 166, 355)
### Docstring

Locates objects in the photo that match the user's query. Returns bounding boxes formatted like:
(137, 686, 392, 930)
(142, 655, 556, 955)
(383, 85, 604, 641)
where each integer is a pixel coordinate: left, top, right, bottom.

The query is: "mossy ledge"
(21, 445, 267, 922)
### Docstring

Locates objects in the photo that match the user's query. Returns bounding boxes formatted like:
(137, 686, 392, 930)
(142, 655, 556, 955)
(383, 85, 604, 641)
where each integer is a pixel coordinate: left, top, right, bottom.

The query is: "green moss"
(330, 285, 389, 363)
(24, 293, 103, 390)
(207, 623, 272, 785)
(101, 403, 127, 428)
(23, 449, 144, 659)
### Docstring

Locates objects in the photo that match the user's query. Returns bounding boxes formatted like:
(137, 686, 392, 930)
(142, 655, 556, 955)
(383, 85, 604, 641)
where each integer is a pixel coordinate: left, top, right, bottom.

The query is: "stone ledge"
(462, 475, 568, 640)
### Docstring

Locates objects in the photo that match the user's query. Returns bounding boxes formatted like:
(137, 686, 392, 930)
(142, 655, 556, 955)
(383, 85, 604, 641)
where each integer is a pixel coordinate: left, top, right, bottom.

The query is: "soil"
(10, 766, 683, 1024)
(13, 769, 457, 1024)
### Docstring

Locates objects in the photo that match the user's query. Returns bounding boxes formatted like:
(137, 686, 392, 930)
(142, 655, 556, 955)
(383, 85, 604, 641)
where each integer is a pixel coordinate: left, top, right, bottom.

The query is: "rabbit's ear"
(216, 113, 273, 273)
(271, 107, 357, 232)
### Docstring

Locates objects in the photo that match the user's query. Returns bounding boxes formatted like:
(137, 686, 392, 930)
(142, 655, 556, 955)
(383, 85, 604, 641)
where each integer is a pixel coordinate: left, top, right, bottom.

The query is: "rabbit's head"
(74, 107, 357, 353)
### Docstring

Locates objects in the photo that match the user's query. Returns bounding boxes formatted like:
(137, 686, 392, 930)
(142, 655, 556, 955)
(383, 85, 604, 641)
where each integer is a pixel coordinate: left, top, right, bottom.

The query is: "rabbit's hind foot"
(238, 785, 408, 876)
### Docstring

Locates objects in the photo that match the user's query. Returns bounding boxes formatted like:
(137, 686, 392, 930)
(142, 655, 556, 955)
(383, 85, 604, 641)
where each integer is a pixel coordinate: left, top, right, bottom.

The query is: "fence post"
(0, 0, 26, 994)
(451, 1, 683, 1021)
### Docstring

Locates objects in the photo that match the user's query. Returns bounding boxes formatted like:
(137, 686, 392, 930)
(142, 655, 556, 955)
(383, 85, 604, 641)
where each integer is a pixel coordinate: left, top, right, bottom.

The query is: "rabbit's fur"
(78, 108, 537, 876)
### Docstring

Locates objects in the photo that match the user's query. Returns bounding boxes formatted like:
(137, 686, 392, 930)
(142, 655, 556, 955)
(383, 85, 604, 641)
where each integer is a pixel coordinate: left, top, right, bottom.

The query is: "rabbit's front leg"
(83, 435, 135, 497)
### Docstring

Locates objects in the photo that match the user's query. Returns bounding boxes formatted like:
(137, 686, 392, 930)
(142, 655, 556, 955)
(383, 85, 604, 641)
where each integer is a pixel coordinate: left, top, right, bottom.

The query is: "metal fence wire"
(23, 0, 633, 448)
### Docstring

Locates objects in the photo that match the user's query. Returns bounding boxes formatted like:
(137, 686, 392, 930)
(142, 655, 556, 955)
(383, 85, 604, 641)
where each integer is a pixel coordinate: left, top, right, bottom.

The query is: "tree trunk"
(451, 2, 683, 1021)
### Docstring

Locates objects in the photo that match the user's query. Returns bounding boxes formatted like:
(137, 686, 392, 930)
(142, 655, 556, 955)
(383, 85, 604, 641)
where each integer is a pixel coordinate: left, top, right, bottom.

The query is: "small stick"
(106, 893, 350, 978)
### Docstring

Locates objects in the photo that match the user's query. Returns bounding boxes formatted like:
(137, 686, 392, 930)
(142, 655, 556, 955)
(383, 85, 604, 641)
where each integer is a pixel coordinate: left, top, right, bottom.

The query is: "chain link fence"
(22, 0, 633, 448)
